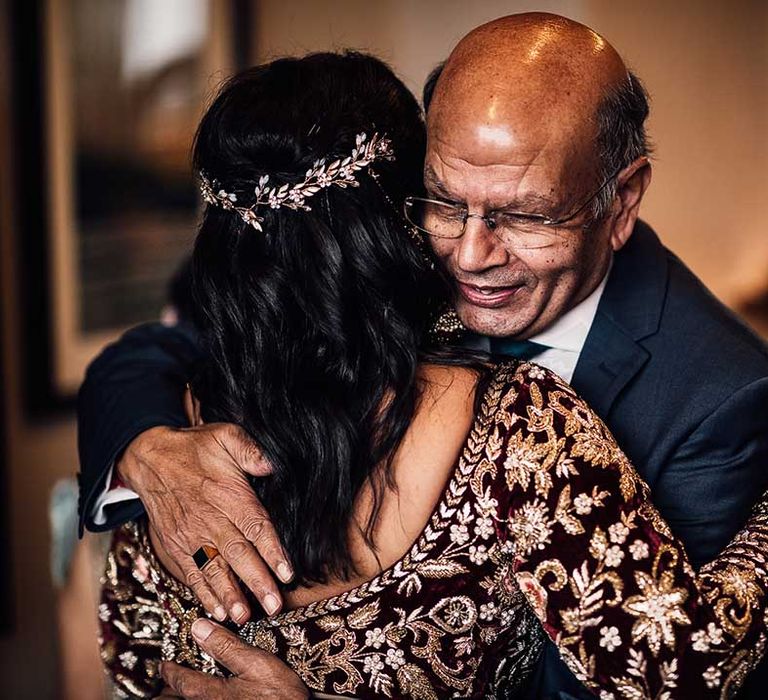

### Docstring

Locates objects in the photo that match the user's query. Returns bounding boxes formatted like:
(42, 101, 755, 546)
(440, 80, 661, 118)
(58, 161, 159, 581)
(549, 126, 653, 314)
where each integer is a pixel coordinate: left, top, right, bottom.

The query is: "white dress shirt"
(92, 463, 138, 526)
(91, 271, 610, 523)
(467, 269, 610, 382)
(522, 271, 610, 382)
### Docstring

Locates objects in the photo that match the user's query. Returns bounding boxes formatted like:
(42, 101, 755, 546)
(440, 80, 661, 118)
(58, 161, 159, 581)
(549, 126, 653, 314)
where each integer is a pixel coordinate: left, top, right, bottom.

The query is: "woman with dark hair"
(100, 52, 768, 699)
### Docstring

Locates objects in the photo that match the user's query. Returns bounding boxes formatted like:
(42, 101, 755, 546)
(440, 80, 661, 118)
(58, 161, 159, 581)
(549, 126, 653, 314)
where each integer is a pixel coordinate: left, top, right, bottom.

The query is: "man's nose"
(454, 216, 509, 273)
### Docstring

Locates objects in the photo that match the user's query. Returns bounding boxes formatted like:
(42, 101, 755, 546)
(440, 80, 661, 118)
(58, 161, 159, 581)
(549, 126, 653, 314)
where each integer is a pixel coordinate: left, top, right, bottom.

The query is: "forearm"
(77, 322, 203, 533)
(512, 481, 768, 697)
(501, 392, 768, 697)
(490, 371, 768, 699)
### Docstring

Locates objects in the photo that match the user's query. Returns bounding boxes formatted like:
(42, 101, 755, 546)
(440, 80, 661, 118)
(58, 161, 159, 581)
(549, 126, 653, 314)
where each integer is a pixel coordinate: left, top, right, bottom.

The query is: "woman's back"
(274, 363, 480, 609)
(104, 361, 545, 698)
(144, 364, 481, 606)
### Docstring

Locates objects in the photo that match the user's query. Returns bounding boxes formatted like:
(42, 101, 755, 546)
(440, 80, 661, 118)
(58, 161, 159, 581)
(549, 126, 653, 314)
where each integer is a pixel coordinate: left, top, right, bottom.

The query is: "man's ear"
(609, 157, 652, 251)
(184, 383, 203, 426)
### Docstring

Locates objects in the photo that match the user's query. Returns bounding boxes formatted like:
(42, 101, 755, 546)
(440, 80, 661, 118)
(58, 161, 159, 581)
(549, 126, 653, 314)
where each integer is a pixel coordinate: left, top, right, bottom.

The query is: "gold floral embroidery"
(622, 546, 692, 656)
(101, 362, 768, 700)
(509, 500, 553, 555)
(145, 364, 544, 698)
(100, 528, 174, 697)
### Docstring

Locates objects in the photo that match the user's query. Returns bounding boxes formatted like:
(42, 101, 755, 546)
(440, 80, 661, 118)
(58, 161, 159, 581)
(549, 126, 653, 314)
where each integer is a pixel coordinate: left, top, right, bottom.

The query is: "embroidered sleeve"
(99, 523, 167, 698)
(490, 362, 768, 699)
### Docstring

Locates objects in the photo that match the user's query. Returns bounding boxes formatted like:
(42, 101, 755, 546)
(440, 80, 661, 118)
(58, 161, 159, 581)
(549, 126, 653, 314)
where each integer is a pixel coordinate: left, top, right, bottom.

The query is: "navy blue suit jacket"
(77, 221, 768, 698)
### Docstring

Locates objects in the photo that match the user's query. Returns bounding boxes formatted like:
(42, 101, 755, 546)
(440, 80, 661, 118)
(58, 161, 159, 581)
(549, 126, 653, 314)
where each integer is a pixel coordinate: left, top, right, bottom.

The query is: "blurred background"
(0, 0, 765, 697)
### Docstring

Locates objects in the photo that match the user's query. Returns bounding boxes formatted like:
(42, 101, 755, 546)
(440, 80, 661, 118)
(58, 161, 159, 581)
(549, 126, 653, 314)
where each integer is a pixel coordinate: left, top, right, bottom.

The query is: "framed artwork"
(13, 0, 248, 414)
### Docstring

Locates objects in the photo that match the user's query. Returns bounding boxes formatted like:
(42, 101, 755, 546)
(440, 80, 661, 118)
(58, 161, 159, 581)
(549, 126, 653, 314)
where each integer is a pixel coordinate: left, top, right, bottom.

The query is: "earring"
(429, 305, 466, 344)
(369, 169, 436, 270)
(406, 224, 436, 270)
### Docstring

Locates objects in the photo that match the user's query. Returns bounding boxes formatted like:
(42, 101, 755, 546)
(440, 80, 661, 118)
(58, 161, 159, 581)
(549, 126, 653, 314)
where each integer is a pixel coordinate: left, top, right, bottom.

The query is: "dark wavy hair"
(190, 51, 478, 586)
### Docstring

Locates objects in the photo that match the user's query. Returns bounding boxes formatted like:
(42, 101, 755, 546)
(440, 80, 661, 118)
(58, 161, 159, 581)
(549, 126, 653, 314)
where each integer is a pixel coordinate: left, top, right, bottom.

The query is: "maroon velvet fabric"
(99, 362, 768, 698)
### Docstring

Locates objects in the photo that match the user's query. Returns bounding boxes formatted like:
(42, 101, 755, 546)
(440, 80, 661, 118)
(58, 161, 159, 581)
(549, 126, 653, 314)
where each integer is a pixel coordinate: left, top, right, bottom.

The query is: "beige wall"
(587, 0, 768, 307)
(252, 0, 768, 307)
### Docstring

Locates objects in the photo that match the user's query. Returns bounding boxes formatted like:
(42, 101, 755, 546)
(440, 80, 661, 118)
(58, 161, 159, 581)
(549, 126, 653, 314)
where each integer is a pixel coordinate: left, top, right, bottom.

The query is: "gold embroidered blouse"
(100, 362, 768, 699)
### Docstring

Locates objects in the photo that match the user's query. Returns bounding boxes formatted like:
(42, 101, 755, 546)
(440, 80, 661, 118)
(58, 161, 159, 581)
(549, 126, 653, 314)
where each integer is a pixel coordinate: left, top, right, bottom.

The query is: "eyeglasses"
(403, 170, 620, 250)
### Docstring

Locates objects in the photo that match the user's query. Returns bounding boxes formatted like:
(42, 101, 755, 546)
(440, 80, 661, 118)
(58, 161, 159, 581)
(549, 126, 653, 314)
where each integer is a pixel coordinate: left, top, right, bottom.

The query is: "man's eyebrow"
(424, 165, 558, 212)
(423, 166, 456, 199)
(502, 193, 558, 213)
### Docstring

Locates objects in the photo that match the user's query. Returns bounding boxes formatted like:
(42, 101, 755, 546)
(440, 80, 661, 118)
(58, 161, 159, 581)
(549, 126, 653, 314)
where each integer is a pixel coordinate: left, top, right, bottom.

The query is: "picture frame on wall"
(12, 0, 247, 415)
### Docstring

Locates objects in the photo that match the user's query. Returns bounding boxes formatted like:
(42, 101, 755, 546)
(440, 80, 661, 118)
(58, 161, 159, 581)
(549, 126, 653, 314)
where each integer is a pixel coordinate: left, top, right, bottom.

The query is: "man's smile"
(456, 282, 526, 308)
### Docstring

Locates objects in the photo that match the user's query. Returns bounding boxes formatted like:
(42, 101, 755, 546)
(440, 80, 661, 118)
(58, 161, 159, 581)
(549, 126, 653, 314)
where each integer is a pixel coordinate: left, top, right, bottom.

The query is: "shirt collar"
(528, 263, 612, 353)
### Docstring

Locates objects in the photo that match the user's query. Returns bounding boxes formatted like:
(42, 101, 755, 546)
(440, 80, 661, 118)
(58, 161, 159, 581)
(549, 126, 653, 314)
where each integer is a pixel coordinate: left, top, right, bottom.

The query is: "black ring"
(193, 545, 219, 570)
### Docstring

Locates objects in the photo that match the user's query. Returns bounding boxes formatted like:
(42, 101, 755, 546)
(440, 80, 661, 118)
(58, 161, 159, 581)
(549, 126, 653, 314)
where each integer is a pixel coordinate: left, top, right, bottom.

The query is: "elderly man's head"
(422, 13, 651, 338)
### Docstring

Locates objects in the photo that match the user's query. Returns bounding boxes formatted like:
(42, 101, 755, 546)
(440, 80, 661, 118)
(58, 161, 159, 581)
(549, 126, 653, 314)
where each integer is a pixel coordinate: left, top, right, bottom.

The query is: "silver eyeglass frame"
(403, 167, 623, 240)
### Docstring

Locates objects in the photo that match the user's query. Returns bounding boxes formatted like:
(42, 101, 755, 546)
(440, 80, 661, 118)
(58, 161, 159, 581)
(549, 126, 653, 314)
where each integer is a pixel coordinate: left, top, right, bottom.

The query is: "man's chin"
(456, 303, 532, 339)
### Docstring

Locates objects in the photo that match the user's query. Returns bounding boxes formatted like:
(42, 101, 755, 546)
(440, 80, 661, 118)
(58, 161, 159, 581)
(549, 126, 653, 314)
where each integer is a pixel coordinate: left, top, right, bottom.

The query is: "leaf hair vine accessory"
(199, 132, 394, 232)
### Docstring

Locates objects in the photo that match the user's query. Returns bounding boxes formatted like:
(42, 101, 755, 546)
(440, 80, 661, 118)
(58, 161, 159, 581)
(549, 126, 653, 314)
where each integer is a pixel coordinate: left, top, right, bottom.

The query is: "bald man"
(78, 13, 768, 699)
(415, 15, 768, 699)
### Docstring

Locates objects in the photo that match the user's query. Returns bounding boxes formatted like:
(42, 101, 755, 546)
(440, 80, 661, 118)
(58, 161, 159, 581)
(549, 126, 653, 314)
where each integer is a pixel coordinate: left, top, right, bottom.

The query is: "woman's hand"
(160, 619, 310, 699)
(117, 422, 293, 623)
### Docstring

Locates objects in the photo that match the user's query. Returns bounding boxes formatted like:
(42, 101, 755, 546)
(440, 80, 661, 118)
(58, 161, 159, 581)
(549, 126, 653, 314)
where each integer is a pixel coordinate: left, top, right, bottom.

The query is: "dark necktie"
(489, 338, 549, 360)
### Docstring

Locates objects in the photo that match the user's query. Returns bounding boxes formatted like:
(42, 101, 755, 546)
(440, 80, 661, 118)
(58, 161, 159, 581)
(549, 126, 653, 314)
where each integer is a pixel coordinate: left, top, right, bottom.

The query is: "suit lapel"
(571, 221, 668, 417)
(570, 311, 649, 416)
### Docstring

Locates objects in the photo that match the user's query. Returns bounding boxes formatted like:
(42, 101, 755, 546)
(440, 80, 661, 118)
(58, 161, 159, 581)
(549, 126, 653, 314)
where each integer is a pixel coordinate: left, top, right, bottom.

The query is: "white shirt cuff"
(91, 462, 140, 526)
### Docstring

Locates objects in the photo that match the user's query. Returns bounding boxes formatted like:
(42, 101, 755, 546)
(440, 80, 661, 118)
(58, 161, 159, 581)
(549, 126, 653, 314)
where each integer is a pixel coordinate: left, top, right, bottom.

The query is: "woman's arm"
(492, 363, 768, 699)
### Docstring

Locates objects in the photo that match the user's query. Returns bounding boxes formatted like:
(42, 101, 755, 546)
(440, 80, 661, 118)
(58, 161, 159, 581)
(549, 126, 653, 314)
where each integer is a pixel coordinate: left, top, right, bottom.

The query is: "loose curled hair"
(190, 52, 477, 586)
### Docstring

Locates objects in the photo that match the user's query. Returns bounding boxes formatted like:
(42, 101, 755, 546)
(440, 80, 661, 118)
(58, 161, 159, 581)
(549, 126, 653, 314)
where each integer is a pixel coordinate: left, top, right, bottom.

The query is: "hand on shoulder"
(119, 421, 293, 623)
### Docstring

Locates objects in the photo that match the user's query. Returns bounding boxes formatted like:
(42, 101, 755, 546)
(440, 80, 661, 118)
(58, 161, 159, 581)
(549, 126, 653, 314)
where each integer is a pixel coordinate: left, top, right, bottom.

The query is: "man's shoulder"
(607, 222, 768, 388)
(583, 221, 768, 452)
(656, 245, 768, 383)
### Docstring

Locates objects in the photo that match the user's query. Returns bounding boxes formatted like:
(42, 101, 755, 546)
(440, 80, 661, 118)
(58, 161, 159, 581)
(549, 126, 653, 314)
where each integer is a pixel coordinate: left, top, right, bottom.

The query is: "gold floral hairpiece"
(199, 132, 394, 232)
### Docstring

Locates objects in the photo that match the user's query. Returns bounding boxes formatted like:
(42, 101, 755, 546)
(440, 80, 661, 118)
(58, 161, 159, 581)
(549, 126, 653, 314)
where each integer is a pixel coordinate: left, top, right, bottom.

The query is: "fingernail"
(231, 603, 247, 622)
(192, 617, 215, 641)
(214, 605, 227, 621)
(277, 561, 293, 582)
(264, 593, 280, 616)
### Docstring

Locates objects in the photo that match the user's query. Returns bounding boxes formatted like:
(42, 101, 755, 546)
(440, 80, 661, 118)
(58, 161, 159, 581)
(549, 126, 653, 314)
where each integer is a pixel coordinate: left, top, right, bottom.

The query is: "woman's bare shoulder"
(417, 362, 484, 412)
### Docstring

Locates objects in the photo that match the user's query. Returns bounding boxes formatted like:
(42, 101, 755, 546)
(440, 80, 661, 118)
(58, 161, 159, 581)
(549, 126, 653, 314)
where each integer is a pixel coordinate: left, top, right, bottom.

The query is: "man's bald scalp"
(429, 13, 629, 139)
